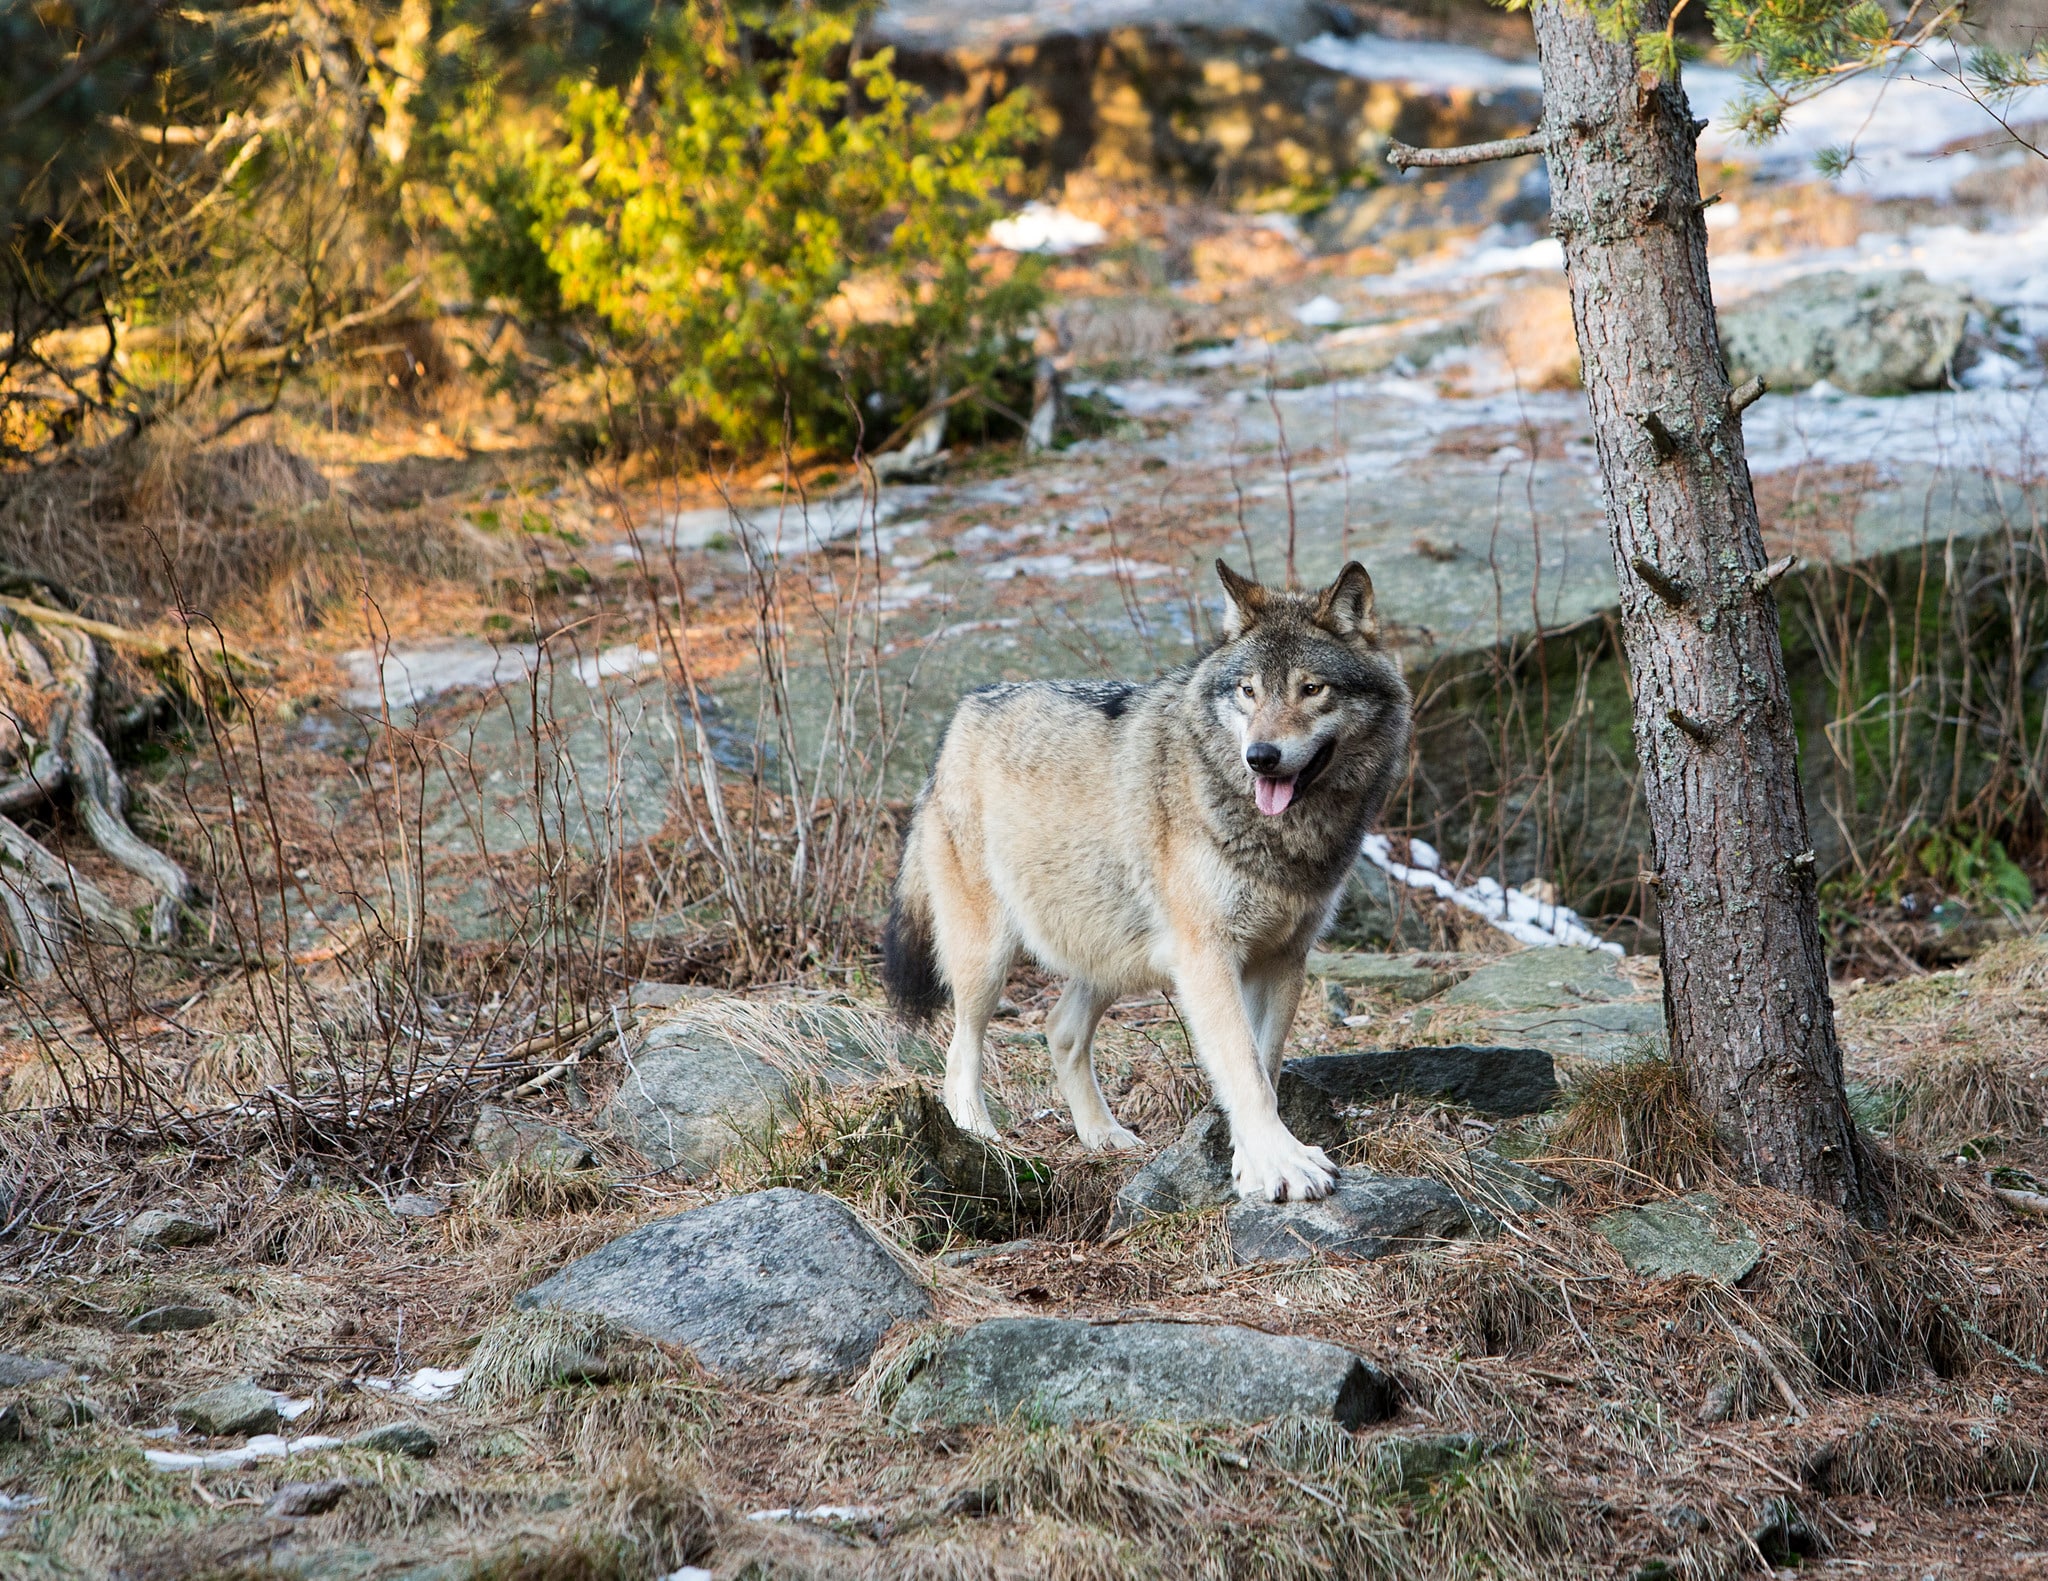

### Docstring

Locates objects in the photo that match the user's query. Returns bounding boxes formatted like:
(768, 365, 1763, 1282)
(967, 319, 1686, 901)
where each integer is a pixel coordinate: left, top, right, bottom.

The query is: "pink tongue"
(1255, 776, 1296, 816)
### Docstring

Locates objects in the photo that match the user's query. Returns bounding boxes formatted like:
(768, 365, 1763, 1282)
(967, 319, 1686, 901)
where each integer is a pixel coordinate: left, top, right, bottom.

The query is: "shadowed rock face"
(889, 1316, 1398, 1428)
(515, 1189, 931, 1389)
(1285, 1043, 1557, 1116)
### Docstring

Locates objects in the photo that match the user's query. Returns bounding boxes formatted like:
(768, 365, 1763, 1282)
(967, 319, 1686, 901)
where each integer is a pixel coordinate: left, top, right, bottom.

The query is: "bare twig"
(1387, 133, 1547, 170)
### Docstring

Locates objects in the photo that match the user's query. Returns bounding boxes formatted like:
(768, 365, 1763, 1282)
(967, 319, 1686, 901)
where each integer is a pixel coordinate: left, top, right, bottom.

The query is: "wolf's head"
(1203, 559, 1410, 820)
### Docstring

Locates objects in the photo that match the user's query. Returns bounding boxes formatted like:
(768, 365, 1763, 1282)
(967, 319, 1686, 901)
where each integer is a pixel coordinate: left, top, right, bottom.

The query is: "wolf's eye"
(1301, 681, 1324, 697)
(1240, 683, 1255, 699)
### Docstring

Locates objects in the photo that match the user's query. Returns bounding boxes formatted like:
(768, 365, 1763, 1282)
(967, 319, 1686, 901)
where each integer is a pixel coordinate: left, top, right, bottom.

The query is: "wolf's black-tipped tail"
(881, 842, 948, 1025)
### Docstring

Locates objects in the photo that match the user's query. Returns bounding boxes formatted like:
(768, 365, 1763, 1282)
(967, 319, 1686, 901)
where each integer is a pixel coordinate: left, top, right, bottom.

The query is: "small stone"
(889, 1317, 1396, 1429)
(1323, 980, 1354, 1024)
(172, 1382, 282, 1438)
(389, 1194, 448, 1218)
(1227, 1171, 1487, 1265)
(0, 1353, 69, 1387)
(1699, 1379, 1737, 1423)
(470, 1106, 597, 1171)
(0, 1403, 26, 1442)
(938, 1238, 1039, 1268)
(264, 1479, 352, 1517)
(124, 1210, 216, 1249)
(349, 1421, 438, 1458)
(516, 1188, 931, 1389)
(125, 1305, 217, 1334)
(1595, 1193, 1762, 1285)
(1285, 1045, 1558, 1118)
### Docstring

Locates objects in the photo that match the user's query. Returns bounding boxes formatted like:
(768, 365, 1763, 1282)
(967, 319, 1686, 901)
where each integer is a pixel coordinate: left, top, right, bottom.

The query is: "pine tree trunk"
(1530, 0, 1874, 1213)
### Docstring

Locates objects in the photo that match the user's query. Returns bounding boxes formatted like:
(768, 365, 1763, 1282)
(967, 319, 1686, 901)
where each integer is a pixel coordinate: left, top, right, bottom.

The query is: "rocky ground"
(6, 939, 2048, 1577)
(5, 5, 2048, 1578)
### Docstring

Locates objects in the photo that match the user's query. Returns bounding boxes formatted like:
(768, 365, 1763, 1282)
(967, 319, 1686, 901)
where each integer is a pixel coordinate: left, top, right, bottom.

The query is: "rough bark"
(1530, 0, 1873, 1212)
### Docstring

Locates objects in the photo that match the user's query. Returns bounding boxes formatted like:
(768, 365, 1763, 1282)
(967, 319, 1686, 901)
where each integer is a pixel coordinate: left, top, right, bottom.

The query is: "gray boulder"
(265, 1479, 353, 1518)
(172, 1382, 281, 1437)
(1719, 270, 1975, 396)
(1228, 1171, 1487, 1265)
(1284, 1045, 1557, 1117)
(124, 1210, 216, 1249)
(606, 1001, 921, 1176)
(889, 1317, 1397, 1430)
(1595, 1193, 1762, 1285)
(516, 1188, 930, 1389)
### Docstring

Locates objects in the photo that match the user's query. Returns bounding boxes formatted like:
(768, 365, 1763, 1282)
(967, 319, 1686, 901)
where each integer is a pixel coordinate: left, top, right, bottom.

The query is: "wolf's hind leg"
(1047, 979, 1140, 1151)
(927, 873, 1013, 1140)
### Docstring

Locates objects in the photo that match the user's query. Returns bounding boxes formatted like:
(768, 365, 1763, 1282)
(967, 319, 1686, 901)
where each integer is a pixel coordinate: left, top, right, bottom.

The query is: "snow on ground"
(1360, 834, 1623, 953)
(1303, 32, 2048, 200)
(1741, 382, 2048, 479)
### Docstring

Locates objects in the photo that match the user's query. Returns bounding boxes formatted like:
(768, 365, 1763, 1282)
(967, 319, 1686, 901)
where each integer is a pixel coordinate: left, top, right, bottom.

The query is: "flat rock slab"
(1444, 949, 1637, 1012)
(1595, 1194, 1762, 1285)
(1308, 950, 1475, 1004)
(607, 1001, 928, 1176)
(889, 1317, 1396, 1429)
(126, 1305, 217, 1334)
(1479, 1002, 1667, 1064)
(1284, 1045, 1557, 1117)
(516, 1188, 930, 1389)
(172, 1382, 283, 1438)
(1228, 1171, 1486, 1265)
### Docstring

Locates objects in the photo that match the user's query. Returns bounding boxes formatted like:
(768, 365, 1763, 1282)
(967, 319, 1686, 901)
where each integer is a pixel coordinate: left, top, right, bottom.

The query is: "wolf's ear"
(1315, 561, 1378, 639)
(1216, 558, 1268, 638)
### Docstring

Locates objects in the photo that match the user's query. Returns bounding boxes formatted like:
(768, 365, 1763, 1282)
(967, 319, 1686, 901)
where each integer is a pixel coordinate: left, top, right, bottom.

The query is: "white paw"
(1077, 1120, 1144, 1152)
(945, 1093, 1002, 1141)
(1232, 1129, 1339, 1204)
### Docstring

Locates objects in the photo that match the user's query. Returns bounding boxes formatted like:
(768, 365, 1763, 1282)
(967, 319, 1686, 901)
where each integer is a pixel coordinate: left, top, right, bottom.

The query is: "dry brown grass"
(1549, 1054, 1723, 1190)
(0, 425, 505, 626)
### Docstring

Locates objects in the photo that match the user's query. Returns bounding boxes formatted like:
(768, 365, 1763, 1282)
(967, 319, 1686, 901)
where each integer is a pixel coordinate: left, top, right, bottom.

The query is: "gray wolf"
(882, 560, 1412, 1202)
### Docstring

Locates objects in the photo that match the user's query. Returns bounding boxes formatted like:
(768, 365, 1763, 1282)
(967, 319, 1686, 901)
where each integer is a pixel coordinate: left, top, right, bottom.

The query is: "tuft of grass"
(463, 1454, 717, 1581)
(461, 1308, 648, 1410)
(1802, 1414, 2048, 1499)
(1890, 1044, 2048, 1151)
(463, 1159, 617, 1222)
(1550, 1055, 1721, 1190)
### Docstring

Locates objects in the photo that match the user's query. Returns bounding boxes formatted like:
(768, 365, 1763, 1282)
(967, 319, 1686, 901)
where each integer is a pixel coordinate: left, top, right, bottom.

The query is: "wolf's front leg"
(1172, 943, 1337, 1203)
(1241, 958, 1307, 1087)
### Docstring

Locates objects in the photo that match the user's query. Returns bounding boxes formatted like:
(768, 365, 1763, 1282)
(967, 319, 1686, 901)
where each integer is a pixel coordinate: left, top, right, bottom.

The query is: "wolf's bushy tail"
(881, 828, 948, 1025)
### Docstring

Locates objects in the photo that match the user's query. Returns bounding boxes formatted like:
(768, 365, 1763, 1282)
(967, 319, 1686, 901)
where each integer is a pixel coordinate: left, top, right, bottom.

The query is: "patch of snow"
(1299, 33, 1542, 94)
(1687, 48, 2048, 197)
(144, 1433, 344, 1473)
(1740, 384, 2048, 479)
(1099, 381, 1209, 415)
(983, 554, 1169, 582)
(1359, 833, 1623, 954)
(989, 202, 1107, 254)
(340, 642, 538, 711)
(655, 1569, 716, 1581)
(397, 1366, 466, 1403)
(748, 1505, 885, 1525)
(574, 644, 661, 686)
(622, 493, 905, 561)
(1293, 293, 1346, 327)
